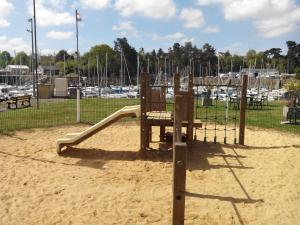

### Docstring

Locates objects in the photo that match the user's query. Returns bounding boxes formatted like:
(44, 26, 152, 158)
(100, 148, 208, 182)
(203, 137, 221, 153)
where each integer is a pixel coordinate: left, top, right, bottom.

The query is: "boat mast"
(137, 54, 139, 89)
(164, 56, 167, 85)
(97, 55, 100, 96)
(147, 57, 149, 73)
(105, 52, 108, 87)
(63, 52, 66, 76)
(87, 58, 90, 86)
(120, 48, 123, 87)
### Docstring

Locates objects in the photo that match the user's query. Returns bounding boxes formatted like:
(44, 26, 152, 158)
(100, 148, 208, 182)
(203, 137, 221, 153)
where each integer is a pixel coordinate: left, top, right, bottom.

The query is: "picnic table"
(7, 95, 32, 109)
(247, 94, 263, 109)
(287, 107, 300, 124)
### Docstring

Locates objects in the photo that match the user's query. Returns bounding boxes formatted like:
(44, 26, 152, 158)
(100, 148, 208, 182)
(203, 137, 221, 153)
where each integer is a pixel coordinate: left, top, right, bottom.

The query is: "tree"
(286, 41, 299, 73)
(57, 59, 75, 75)
(55, 50, 72, 62)
(157, 48, 164, 58)
(79, 44, 118, 82)
(201, 43, 217, 75)
(13, 52, 30, 66)
(0, 51, 12, 68)
(114, 37, 137, 83)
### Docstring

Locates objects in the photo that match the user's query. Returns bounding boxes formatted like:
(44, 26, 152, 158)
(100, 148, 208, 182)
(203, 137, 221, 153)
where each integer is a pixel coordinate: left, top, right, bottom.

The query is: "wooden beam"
(188, 73, 193, 91)
(174, 73, 180, 96)
(239, 74, 248, 145)
(160, 86, 166, 142)
(172, 95, 187, 225)
(140, 72, 149, 154)
(174, 95, 183, 142)
(172, 142, 187, 225)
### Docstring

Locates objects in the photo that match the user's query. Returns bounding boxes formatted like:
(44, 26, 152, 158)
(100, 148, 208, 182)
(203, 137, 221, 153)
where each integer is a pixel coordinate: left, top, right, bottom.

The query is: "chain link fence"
(0, 78, 299, 136)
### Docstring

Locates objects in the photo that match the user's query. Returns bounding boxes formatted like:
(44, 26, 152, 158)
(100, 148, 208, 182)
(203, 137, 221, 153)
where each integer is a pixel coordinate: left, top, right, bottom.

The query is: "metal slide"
(56, 105, 140, 154)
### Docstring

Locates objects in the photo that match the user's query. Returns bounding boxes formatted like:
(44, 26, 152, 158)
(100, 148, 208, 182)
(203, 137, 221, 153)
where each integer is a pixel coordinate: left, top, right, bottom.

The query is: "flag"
(76, 11, 82, 22)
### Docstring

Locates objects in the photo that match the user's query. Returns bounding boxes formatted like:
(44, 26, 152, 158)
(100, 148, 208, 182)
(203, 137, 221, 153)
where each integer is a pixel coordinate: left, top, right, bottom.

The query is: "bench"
(229, 97, 240, 109)
(287, 107, 300, 124)
(248, 95, 263, 109)
(7, 95, 32, 109)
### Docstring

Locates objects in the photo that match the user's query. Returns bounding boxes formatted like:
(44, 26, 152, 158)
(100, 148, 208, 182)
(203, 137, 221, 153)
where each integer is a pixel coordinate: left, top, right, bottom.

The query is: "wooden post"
(173, 95, 187, 225)
(174, 73, 180, 96)
(140, 73, 149, 154)
(239, 74, 248, 145)
(187, 74, 194, 148)
(188, 73, 193, 92)
(160, 86, 166, 142)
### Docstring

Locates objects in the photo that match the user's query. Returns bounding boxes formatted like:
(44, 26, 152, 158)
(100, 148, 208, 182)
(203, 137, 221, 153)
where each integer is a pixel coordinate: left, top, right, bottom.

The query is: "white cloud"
(219, 42, 247, 55)
(197, 0, 223, 6)
(0, 0, 13, 28)
(179, 8, 205, 29)
(39, 48, 58, 55)
(48, 0, 67, 9)
(114, 0, 176, 19)
(0, 0, 14, 17)
(112, 21, 138, 37)
(79, 0, 110, 10)
(180, 37, 196, 44)
(0, 18, 10, 27)
(197, 0, 300, 37)
(0, 36, 31, 54)
(27, 0, 73, 27)
(46, 31, 73, 40)
(152, 32, 185, 41)
(254, 7, 300, 38)
(151, 32, 196, 45)
(204, 26, 219, 33)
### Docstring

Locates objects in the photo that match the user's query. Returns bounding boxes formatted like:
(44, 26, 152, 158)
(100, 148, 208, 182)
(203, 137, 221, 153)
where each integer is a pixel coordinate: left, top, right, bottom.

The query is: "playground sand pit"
(1, 122, 300, 225)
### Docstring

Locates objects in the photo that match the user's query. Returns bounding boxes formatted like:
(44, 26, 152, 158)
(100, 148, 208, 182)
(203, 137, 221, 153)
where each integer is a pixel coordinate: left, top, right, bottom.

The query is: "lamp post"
(33, 0, 39, 109)
(27, 18, 36, 97)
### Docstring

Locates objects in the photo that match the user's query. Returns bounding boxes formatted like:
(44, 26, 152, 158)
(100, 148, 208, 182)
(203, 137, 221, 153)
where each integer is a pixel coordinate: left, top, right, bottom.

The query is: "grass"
(194, 99, 300, 134)
(0, 98, 299, 135)
(0, 98, 139, 133)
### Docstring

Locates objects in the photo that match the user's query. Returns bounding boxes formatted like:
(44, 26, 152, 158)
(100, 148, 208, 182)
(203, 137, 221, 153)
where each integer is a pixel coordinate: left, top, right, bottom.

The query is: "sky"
(0, 0, 299, 56)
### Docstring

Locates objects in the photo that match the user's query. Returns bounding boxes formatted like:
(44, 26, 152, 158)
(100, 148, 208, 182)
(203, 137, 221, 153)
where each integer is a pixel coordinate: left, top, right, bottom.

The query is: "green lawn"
(0, 98, 299, 135)
(0, 98, 139, 133)
(194, 99, 300, 134)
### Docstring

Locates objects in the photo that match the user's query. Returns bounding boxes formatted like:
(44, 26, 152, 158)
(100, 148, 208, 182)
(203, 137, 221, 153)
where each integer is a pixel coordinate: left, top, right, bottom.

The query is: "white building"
(241, 68, 279, 77)
(6, 65, 30, 75)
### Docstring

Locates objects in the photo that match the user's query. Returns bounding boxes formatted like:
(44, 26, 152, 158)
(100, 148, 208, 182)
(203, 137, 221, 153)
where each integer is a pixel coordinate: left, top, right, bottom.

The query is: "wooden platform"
(146, 111, 202, 128)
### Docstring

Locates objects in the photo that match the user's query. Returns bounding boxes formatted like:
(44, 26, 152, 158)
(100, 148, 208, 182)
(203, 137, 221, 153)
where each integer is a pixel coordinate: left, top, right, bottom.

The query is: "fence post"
(239, 74, 248, 145)
(173, 95, 187, 225)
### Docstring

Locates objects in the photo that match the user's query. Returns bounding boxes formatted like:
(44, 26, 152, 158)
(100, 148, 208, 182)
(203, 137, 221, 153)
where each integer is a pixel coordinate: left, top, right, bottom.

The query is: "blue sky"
(0, 0, 299, 56)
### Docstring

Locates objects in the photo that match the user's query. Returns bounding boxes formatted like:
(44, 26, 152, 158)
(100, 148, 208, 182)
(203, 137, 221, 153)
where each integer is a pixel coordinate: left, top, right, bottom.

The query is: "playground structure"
(56, 105, 140, 153)
(55, 72, 248, 225)
(140, 72, 202, 155)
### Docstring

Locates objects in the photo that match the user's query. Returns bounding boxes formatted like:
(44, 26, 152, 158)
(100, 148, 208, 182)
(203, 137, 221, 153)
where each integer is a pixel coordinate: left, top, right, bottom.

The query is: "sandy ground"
(0, 121, 300, 225)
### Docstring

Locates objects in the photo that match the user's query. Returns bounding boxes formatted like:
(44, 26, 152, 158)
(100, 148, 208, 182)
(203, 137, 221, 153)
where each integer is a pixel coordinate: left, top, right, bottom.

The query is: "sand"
(0, 122, 300, 225)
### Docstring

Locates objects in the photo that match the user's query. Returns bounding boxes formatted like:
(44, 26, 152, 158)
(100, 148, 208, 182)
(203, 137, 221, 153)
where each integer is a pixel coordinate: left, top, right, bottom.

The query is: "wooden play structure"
(56, 72, 248, 225)
(140, 72, 202, 155)
(139, 72, 248, 225)
(56, 105, 140, 153)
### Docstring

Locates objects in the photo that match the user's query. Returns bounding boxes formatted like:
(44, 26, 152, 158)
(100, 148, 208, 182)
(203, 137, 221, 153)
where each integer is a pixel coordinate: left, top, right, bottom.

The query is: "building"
(241, 68, 279, 77)
(38, 65, 60, 76)
(5, 65, 30, 75)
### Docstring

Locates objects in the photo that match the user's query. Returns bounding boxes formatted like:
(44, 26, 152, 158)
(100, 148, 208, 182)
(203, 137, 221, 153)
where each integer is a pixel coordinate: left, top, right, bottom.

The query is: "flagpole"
(76, 9, 79, 85)
(76, 9, 80, 123)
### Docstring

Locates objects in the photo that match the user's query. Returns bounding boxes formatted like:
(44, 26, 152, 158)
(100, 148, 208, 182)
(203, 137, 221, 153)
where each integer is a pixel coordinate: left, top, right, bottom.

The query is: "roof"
(39, 65, 59, 70)
(6, 65, 29, 70)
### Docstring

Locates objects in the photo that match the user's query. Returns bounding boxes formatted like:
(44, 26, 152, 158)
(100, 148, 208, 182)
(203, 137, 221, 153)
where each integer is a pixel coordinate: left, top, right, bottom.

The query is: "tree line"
(0, 39, 299, 80)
